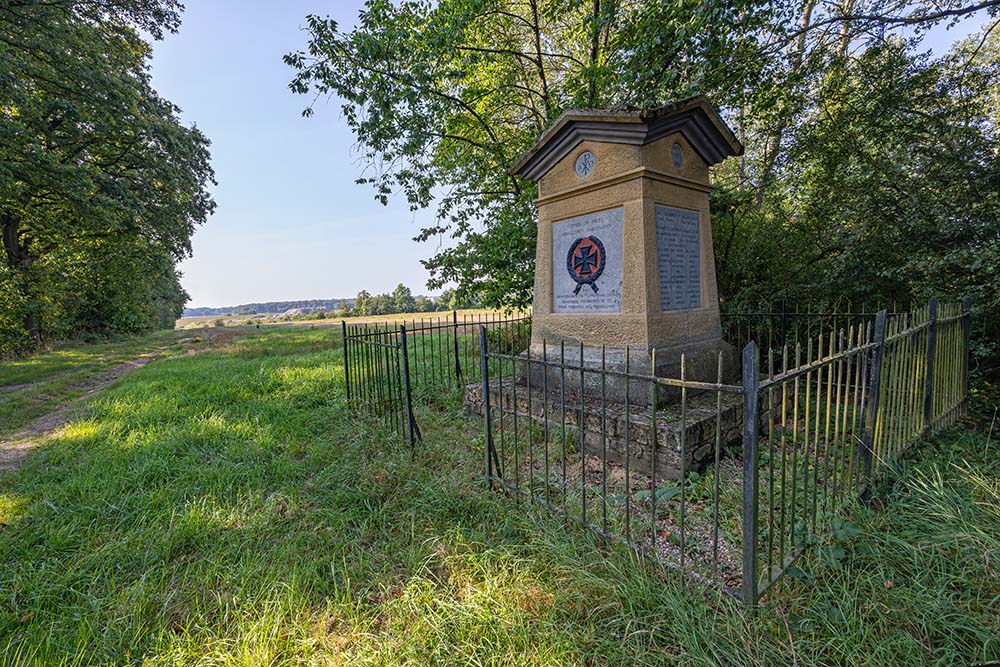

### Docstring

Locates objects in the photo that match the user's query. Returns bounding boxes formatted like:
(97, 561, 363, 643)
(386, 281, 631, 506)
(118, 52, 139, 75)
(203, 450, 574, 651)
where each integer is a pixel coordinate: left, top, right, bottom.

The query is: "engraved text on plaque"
(552, 207, 624, 313)
(655, 204, 701, 311)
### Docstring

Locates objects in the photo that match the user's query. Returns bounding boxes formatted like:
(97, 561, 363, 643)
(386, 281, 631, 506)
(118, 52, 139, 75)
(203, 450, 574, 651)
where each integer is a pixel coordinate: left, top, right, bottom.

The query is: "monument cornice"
(534, 166, 713, 207)
(510, 95, 743, 181)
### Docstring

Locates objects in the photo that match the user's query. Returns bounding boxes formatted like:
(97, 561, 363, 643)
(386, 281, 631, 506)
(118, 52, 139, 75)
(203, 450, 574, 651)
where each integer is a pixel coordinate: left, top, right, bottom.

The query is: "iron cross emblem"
(566, 235, 606, 294)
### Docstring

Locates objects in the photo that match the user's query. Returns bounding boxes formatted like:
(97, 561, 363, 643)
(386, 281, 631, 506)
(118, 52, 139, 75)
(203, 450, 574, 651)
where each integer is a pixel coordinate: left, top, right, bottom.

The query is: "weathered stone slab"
(465, 379, 744, 480)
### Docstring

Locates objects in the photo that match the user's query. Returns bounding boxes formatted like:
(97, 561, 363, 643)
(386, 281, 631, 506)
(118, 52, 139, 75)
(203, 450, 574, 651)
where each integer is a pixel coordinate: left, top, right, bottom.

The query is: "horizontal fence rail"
(722, 303, 908, 363)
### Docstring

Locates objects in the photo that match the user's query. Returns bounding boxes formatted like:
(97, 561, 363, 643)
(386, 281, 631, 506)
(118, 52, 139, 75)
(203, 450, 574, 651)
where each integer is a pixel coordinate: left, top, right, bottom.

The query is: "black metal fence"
(721, 302, 907, 358)
(341, 322, 419, 446)
(342, 313, 529, 445)
(474, 298, 971, 604)
(472, 332, 748, 593)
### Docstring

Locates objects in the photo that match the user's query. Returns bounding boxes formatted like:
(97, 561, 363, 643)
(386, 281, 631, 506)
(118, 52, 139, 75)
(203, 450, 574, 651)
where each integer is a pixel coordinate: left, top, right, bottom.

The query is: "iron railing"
(474, 332, 747, 594)
(342, 313, 529, 445)
(475, 298, 971, 604)
(341, 322, 420, 447)
(721, 302, 907, 358)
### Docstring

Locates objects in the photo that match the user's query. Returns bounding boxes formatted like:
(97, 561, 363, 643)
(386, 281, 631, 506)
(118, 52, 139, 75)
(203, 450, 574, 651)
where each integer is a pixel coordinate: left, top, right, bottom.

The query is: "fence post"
(342, 320, 351, 401)
(741, 341, 760, 605)
(860, 310, 887, 497)
(962, 296, 972, 415)
(453, 310, 462, 386)
(480, 326, 495, 489)
(779, 301, 789, 348)
(922, 297, 938, 434)
(400, 324, 420, 449)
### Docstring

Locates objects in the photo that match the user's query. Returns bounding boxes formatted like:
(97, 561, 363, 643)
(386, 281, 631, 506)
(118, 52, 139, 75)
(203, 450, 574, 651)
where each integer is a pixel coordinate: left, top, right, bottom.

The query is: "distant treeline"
(348, 285, 473, 316)
(184, 285, 474, 319)
(184, 299, 350, 318)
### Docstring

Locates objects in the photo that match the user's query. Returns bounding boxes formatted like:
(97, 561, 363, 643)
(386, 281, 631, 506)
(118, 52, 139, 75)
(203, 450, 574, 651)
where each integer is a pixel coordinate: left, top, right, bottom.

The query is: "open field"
(174, 309, 518, 331)
(0, 328, 997, 665)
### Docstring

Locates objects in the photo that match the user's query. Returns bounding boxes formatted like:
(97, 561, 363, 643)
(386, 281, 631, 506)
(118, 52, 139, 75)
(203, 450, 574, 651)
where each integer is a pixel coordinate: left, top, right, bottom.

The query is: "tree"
(288, 0, 998, 302)
(391, 283, 415, 313)
(354, 290, 372, 315)
(0, 0, 214, 352)
(285, 0, 776, 309)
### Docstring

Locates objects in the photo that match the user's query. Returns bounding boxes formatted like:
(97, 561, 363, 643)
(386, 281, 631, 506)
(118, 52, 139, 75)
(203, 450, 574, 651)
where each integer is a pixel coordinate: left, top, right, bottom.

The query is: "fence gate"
(342, 321, 420, 447)
(341, 313, 531, 447)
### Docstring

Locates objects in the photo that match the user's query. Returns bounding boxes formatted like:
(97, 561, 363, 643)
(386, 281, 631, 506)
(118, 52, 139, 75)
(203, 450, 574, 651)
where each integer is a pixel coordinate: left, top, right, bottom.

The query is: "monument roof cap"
(509, 95, 743, 181)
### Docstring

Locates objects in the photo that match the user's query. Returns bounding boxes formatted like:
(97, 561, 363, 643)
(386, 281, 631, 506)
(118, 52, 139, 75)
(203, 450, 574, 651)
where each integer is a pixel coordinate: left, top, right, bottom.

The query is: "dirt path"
(0, 382, 35, 394)
(0, 353, 160, 471)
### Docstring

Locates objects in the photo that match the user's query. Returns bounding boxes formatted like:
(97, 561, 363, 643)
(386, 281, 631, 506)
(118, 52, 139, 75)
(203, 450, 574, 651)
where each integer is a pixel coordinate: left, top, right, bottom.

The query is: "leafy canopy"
(0, 0, 215, 353)
(287, 0, 1000, 378)
(285, 0, 776, 309)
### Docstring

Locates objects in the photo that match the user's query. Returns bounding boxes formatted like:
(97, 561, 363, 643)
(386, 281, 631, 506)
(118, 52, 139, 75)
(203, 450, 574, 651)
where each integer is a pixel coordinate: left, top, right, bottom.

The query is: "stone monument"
(509, 95, 743, 402)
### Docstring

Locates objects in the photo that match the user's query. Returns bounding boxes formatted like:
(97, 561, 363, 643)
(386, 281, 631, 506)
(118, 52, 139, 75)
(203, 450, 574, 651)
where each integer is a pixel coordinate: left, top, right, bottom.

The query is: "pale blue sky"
(150, 0, 437, 307)
(149, 2, 988, 308)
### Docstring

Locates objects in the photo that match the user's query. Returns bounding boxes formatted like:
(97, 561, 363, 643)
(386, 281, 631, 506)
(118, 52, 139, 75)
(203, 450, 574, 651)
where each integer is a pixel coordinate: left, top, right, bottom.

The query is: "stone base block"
(522, 337, 737, 406)
(465, 379, 744, 480)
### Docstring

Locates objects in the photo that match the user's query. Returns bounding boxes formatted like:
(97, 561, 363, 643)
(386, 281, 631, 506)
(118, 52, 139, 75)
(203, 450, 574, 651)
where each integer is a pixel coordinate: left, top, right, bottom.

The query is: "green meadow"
(0, 327, 996, 665)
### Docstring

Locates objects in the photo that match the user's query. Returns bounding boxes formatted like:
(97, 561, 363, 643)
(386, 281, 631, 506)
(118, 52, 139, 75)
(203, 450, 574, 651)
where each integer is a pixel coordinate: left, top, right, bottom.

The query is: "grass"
(0, 327, 997, 665)
(175, 308, 516, 331)
(0, 331, 183, 438)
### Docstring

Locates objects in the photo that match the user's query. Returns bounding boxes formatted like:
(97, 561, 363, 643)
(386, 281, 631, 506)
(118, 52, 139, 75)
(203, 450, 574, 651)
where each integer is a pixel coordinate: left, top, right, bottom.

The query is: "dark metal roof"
(509, 95, 743, 180)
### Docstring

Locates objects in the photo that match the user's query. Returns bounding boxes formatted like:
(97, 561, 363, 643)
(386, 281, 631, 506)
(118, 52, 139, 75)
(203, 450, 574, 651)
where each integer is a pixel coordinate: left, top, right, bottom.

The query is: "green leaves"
(287, 1, 1000, 368)
(0, 0, 215, 352)
(831, 517, 860, 543)
(286, 0, 770, 310)
(631, 484, 681, 505)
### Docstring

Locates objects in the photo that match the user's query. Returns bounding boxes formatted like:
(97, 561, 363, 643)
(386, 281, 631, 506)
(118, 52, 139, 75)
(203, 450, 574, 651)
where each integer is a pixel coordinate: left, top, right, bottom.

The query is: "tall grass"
(0, 328, 995, 665)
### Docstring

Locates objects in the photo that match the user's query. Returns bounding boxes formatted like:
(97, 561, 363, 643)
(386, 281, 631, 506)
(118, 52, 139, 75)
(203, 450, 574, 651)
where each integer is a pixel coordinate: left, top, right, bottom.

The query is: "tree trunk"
(755, 0, 818, 206)
(588, 0, 601, 106)
(528, 0, 552, 120)
(2, 212, 41, 345)
(837, 0, 855, 57)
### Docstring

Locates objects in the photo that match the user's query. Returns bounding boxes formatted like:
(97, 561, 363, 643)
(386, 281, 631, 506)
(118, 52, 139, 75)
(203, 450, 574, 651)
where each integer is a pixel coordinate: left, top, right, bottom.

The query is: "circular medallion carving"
(671, 142, 683, 169)
(574, 151, 595, 177)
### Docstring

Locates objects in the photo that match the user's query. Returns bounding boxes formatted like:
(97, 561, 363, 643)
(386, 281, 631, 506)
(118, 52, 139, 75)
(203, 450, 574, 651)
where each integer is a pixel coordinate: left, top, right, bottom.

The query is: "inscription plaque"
(655, 204, 701, 311)
(552, 207, 623, 313)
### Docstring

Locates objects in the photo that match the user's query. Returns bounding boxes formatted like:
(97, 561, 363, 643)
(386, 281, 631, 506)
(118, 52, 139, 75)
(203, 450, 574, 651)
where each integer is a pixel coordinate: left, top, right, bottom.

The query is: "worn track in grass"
(0, 328, 248, 470)
(0, 353, 162, 471)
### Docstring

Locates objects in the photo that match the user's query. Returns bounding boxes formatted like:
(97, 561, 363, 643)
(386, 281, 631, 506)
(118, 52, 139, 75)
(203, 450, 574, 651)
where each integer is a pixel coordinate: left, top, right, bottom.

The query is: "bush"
(486, 319, 530, 353)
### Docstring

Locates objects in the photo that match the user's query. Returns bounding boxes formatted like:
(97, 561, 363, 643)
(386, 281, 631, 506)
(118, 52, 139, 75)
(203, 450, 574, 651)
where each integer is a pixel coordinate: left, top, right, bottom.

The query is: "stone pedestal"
(523, 338, 736, 406)
(465, 380, 744, 480)
(509, 96, 744, 405)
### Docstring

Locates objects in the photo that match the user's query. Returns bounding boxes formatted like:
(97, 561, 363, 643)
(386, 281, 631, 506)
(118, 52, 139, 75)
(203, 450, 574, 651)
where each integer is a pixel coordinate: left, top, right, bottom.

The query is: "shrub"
(486, 320, 530, 353)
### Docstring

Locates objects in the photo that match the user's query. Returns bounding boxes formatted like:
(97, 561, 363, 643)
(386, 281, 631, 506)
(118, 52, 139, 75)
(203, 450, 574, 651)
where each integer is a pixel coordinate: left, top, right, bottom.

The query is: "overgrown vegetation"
(0, 0, 215, 357)
(1, 329, 996, 664)
(286, 0, 1000, 385)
